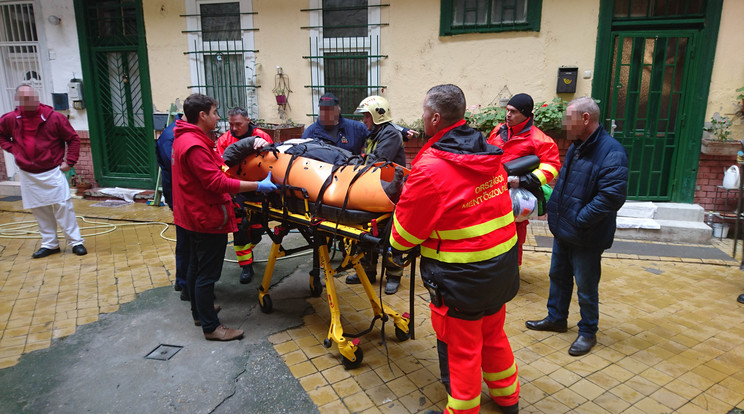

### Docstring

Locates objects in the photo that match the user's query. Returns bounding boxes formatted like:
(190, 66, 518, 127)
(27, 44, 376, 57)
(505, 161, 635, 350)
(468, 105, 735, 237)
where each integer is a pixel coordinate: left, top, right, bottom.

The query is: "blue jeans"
(175, 225, 189, 290)
(547, 238, 603, 337)
(186, 230, 228, 333)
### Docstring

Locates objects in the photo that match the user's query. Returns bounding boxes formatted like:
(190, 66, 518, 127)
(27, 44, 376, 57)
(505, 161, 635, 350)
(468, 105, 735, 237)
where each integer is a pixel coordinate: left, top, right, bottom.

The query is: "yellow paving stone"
(299, 372, 327, 392)
(633, 396, 674, 414)
(593, 390, 632, 413)
(311, 354, 340, 372)
(531, 375, 564, 395)
(307, 384, 339, 406)
(342, 391, 375, 412)
(568, 378, 605, 401)
(332, 377, 363, 398)
(551, 387, 587, 408)
(365, 384, 396, 406)
(288, 360, 317, 378)
(376, 399, 409, 414)
(0, 356, 20, 369)
(273, 339, 299, 355)
(386, 376, 417, 398)
(76, 315, 99, 325)
(548, 367, 582, 388)
(26, 330, 52, 343)
(531, 395, 571, 413)
(322, 364, 352, 384)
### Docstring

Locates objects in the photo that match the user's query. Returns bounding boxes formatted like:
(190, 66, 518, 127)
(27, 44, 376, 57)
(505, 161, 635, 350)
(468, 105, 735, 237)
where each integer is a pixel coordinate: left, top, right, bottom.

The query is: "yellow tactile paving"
(2, 197, 744, 412)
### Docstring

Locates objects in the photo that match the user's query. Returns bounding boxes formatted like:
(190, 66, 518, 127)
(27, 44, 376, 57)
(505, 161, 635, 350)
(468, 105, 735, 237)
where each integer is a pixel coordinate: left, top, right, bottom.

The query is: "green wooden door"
(605, 31, 695, 200)
(75, 0, 155, 188)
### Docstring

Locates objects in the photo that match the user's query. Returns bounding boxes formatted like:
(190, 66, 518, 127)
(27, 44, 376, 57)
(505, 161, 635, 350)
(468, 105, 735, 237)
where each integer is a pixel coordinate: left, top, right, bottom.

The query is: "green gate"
(606, 31, 694, 200)
(75, 0, 155, 188)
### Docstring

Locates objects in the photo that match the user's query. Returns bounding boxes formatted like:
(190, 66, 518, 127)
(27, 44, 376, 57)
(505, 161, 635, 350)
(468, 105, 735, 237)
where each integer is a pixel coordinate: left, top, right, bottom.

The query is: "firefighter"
(345, 95, 407, 294)
(487, 93, 561, 267)
(216, 107, 273, 284)
(391, 84, 520, 414)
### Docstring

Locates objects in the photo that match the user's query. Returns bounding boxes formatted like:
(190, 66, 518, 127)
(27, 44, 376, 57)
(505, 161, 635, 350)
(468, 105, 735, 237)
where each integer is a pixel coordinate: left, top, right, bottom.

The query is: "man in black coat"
(526, 97, 629, 356)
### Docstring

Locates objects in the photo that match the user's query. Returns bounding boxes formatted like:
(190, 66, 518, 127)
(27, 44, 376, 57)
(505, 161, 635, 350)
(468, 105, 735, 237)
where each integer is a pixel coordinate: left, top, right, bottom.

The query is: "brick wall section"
(695, 153, 738, 213)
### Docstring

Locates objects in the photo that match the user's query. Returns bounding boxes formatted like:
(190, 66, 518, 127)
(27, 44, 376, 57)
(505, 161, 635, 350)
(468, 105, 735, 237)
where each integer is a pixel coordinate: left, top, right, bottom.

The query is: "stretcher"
(245, 195, 411, 369)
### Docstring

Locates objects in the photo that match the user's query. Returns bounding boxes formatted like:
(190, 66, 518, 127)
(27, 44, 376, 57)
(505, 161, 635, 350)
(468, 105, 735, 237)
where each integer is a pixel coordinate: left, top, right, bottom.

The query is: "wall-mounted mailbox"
(557, 67, 578, 93)
(52, 93, 69, 110)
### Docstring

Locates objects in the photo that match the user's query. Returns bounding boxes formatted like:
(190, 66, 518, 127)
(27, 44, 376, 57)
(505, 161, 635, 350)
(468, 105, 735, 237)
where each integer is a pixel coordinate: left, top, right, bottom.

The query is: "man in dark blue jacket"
(155, 116, 190, 299)
(526, 97, 628, 357)
(301, 92, 368, 155)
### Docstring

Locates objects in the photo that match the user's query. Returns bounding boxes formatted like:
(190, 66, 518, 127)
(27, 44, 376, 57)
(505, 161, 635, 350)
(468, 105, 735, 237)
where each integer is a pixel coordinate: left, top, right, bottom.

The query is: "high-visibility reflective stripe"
(447, 393, 480, 411)
(540, 163, 559, 179)
(533, 169, 548, 186)
(483, 362, 517, 381)
(488, 375, 519, 397)
(235, 243, 254, 262)
(421, 234, 517, 263)
(393, 214, 426, 246)
(431, 212, 513, 240)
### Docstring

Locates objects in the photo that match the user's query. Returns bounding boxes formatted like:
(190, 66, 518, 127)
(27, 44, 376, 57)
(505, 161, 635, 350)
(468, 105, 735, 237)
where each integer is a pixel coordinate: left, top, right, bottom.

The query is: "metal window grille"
(303, 1, 387, 119)
(0, 1, 44, 111)
(183, 1, 258, 131)
(613, 0, 706, 19)
(441, 0, 540, 35)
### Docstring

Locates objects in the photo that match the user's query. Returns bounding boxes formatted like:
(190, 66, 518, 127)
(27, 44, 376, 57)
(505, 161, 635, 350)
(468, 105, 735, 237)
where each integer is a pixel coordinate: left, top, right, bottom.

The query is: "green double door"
(75, 0, 155, 189)
(603, 31, 695, 201)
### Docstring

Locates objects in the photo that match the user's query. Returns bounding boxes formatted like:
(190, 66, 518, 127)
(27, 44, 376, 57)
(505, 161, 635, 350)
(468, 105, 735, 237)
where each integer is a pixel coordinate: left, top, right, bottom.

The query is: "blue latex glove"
(256, 171, 277, 193)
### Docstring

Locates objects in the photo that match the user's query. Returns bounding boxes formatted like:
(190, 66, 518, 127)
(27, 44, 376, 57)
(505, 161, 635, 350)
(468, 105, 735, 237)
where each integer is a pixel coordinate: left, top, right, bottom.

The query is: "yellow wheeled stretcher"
(244, 197, 411, 369)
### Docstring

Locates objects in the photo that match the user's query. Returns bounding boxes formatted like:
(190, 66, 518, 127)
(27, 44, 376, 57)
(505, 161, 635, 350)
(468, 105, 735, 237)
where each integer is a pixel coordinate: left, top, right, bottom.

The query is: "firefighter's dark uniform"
(390, 119, 520, 413)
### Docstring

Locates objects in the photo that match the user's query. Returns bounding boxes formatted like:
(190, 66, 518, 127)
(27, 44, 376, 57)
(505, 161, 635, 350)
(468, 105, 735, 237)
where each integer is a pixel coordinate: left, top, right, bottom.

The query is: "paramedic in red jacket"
(172, 94, 275, 341)
(390, 84, 520, 414)
(487, 93, 561, 267)
(216, 107, 272, 284)
(0, 84, 87, 258)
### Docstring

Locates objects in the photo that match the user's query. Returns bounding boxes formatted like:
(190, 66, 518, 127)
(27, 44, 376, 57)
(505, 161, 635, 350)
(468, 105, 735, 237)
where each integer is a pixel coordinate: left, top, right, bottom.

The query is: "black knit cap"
(507, 93, 534, 118)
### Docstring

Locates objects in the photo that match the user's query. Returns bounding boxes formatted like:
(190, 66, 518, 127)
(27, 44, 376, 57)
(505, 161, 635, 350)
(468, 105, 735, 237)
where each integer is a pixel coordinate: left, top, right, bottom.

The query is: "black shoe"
(345, 272, 376, 285)
(525, 317, 567, 333)
(180, 290, 189, 301)
(568, 334, 597, 356)
(498, 402, 519, 414)
(72, 245, 87, 256)
(738, 294, 744, 304)
(32, 247, 60, 259)
(239, 265, 254, 284)
(385, 277, 401, 295)
(174, 284, 182, 292)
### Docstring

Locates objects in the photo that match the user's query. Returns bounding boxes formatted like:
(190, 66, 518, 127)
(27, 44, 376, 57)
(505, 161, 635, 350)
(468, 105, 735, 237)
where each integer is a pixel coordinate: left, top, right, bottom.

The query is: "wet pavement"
(0, 196, 743, 413)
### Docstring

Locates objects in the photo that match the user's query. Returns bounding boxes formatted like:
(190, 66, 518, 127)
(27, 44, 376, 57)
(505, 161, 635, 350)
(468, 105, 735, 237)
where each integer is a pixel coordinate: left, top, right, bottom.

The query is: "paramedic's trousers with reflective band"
(430, 303, 519, 413)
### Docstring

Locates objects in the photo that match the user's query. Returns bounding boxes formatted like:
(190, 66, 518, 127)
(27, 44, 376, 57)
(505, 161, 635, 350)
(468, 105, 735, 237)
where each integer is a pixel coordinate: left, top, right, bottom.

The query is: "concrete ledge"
(0, 181, 21, 196)
(616, 219, 713, 244)
(654, 202, 705, 222)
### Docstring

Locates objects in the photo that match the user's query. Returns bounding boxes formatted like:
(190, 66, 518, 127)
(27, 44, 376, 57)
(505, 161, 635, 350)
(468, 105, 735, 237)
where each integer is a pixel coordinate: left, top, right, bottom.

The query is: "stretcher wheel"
(323, 339, 332, 348)
(395, 326, 410, 342)
(259, 294, 273, 314)
(309, 275, 323, 297)
(341, 346, 363, 369)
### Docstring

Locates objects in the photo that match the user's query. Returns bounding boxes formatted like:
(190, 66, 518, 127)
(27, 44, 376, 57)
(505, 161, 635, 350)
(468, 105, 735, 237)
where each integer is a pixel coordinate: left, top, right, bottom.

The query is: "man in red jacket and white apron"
(0, 84, 87, 258)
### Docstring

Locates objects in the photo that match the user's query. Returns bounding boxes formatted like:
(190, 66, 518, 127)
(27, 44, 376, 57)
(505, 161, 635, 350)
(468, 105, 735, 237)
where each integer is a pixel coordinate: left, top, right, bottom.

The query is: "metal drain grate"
(0, 196, 22, 202)
(145, 344, 183, 361)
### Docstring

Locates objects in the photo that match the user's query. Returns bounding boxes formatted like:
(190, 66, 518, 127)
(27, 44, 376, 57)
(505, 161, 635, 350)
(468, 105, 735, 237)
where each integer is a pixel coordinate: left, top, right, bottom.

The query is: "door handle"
(610, 119, 617, 137)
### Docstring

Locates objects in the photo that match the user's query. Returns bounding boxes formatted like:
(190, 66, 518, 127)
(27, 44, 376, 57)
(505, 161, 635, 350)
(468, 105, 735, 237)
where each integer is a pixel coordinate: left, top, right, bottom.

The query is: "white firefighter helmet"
(354, 95, 393, 125)
(510, 187, 537, 222)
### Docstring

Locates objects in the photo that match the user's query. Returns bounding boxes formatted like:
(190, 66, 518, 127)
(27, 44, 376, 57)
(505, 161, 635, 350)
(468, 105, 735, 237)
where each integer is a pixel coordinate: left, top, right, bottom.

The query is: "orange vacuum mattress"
(228, 143, 409, 213)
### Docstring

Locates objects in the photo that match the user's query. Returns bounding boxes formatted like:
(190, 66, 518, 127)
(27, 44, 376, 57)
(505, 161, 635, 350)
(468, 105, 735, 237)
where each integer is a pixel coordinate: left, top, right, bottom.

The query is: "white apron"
(17, 166, 71, 209)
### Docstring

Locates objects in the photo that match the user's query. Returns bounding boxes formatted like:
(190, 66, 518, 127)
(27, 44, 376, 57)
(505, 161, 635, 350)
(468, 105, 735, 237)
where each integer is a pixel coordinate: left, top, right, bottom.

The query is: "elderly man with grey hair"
(0, 84, 87, 258)
(526, 97, 629, 356)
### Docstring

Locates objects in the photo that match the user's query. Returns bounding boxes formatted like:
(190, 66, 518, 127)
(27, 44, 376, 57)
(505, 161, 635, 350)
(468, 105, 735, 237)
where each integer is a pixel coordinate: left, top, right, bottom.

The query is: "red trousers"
(430, 303, 519, 413)
(516, 220, 527, 266)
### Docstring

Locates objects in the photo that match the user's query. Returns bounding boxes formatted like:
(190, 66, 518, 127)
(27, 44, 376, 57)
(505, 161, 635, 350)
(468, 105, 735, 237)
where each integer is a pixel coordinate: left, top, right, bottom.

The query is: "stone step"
(615, 219, 713, 244)
(653, 202, 705, 222)
(0, 180, 21, 196)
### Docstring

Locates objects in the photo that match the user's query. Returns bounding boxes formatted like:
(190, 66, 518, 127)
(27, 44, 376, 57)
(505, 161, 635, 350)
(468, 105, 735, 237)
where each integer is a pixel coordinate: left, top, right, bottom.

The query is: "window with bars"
(613, 0, 706, 19)
(0, 1, 44, 110)
(440, 0, 541, 36)
(183, 1, 258, 130)
(303, 0, 386, 119)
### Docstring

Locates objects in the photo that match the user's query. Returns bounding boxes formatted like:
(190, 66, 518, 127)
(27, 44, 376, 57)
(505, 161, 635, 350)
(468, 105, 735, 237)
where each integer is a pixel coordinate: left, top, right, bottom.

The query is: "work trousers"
(186, 230, 227, 333)
(232, 195, 264, 267)
(547, 238, 604, 336)
(431, 304, 519, 414)
(31, 200, 84, 249)
(515, 220, 528, 267)
(174, 225, 190, 290)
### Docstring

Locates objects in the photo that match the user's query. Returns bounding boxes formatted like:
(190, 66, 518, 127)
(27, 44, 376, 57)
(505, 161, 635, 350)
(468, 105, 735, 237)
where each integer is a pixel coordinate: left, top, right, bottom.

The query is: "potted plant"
(533, 98, 567, 138)
(465, 104, 506, 135)
(70, 174, 93, 193)
(700, 112, 739, 156)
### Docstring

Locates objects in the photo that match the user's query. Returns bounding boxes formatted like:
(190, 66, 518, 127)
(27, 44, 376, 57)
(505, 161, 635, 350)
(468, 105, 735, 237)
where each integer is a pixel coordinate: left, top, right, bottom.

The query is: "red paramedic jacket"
(390, 120, 519, 316)
(487, 117, 561, 186)
(216, 125, 273, 156)
(172, 120, 240, 234)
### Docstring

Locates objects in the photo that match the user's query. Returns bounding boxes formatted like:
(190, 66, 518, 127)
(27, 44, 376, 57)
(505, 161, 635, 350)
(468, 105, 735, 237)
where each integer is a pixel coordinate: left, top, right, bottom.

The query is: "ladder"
(149, 103, 179, 206)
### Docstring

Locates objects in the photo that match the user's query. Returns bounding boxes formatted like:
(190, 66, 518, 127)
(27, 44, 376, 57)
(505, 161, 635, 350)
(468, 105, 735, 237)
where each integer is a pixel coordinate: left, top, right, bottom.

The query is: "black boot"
(240, 265, 254, 284)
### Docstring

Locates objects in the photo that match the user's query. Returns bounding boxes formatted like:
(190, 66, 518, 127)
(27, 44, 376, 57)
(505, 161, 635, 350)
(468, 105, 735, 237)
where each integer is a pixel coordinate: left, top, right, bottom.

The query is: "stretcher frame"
(243, 199, 411, 369)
